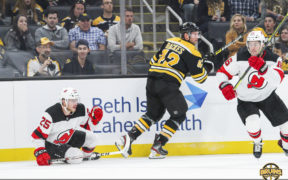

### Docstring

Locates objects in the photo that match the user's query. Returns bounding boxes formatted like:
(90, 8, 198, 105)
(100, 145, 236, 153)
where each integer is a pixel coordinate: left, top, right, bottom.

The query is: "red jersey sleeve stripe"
(273, 68, 284, 82)
(217, 66, 233, 80)
(31, 127, 48, 139)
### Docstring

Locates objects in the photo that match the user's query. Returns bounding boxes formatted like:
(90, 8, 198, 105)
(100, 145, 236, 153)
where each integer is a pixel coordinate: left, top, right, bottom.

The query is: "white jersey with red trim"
(216, 47, 284, 102)
(31, 103, 91, 149)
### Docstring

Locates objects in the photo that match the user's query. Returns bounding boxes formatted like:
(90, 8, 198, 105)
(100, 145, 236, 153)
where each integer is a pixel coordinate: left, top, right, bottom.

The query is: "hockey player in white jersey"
(31, 87, 103, 165)
(217, 30, 288, 158)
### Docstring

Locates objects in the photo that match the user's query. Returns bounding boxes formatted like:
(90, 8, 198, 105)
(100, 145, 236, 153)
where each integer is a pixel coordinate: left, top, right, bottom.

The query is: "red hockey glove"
(248, 56, 268, 75)
(89, 106, 103, 125)
(34, 147, 51, 166)
(219, 82, 236, 100)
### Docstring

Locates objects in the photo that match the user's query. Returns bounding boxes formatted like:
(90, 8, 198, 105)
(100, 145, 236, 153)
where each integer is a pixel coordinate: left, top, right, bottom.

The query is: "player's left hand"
(88, 106, 103, 125)
(248, 56, 268, 75)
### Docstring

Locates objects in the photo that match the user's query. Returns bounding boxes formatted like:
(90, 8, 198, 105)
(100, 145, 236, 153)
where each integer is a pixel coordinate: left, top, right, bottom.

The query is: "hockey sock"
(129, 115, 153, 140)
(245, 115, 262, 143)
(159, 120, 179, 145)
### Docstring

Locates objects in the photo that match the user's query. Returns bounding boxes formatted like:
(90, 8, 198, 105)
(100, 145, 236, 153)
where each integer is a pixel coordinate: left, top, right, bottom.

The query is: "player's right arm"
(31, 112, 53, 166)
(216, 55, 239, 101)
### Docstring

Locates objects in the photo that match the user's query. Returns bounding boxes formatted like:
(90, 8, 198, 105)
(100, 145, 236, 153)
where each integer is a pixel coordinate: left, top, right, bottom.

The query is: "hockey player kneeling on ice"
(115, 22, 213, 159)
(217, 30, 288, 159)
(31, 87, 103, 165)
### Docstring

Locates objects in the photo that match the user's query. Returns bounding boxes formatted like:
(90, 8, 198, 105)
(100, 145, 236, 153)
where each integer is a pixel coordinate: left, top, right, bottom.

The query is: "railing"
(165, 6, 214, 56)
(140, 0, 157, 51)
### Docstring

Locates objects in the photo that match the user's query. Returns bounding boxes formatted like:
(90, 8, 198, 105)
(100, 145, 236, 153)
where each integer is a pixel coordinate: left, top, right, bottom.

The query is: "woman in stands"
(4, 14, 35, 51)
(225, 14, 247, 57)
(12, 0, 44, 25)
(278, 25, 288, 49)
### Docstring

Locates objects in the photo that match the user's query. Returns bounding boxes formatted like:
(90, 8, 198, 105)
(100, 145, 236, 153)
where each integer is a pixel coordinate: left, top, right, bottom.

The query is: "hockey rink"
(0, 153, 287, 179)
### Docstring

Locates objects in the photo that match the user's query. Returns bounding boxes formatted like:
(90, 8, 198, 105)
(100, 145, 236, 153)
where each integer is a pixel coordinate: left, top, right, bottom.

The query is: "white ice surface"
(0, 153, 287, 179)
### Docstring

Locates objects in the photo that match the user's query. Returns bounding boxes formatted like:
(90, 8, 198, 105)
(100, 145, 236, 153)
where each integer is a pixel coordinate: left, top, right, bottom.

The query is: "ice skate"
(253, 139, 263, 159)
(115, 134, 132, 158)
(278, 140, 288, 156)
(83, 152, 100, 161)
(149, 134, 168, 159)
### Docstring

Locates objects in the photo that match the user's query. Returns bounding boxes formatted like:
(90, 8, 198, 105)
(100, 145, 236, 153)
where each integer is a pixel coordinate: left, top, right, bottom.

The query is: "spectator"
(259, 0, 288, 21)
(179, 0, 199, 23)
(92, 0, 120, 36)
(35, 9, 69, 50)
(61, 0, 86, 32)
(108, 8, 143, 52)
(0, 38, 3, 46)
(12, 0, 44, 25)
(225, 14, 247, 57)
(69, 13, 106, 52)
(62, 39, 95, 75)
(0, 0, 5, 25)
(273, 42, 288, 72)
(54, 0, 101, 6)
(197, 0, 230, 33)
(228, 0, 260, 22)
(278, 25, 288, 48)
(262, 14, 279, 50)
(4, 14, 35, 51)
(26, 37, 61, 77)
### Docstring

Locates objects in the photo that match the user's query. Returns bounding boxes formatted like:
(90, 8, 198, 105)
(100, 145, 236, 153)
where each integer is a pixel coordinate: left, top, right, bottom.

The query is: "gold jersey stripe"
(149, 69, 182, 84)
(196, 74, 208, 83)
(151, 63, 185, 77)
(164, 125, 176, 134)
(192, 68, 205, 78)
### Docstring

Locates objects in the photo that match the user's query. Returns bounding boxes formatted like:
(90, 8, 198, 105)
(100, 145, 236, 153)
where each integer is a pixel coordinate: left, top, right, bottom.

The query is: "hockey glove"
(34, 147, 51, 166)
(203, 54, 214, 74)
(248, 56, 268, 75)
(219, 82, 236, 100)
(88, 106, 103, 125)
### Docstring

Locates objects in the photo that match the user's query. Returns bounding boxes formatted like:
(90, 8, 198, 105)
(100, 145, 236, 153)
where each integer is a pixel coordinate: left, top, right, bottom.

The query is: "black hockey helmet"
(180, 22, 200, 34)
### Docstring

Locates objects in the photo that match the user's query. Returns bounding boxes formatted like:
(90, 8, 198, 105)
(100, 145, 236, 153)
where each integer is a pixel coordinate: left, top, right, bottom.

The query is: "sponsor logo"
(184, 81, 207, 110)
(260, 163, 282, 180)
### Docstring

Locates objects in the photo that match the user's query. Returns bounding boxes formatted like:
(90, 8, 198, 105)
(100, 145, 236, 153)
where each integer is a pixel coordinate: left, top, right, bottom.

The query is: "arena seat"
(0, 64, 22, 78)
(94, 64, 121, 74)
(88, 50, 110, 65)
(50, 50, 74, 68)
(5, 50, 35, 76)
(0, 26, 10, 39)
(86, 6, 103, 19)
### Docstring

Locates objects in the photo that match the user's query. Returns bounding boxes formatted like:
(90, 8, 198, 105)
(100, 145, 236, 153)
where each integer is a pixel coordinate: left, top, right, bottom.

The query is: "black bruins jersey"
(149, 37, 208, 85)
(92, 15, 120, 32)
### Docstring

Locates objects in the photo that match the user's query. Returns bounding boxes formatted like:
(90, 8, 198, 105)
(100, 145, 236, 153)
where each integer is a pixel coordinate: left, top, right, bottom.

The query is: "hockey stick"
(50, 135, 131, 164)
(212, 22, 263, 57)
(233, 12, 288, 90)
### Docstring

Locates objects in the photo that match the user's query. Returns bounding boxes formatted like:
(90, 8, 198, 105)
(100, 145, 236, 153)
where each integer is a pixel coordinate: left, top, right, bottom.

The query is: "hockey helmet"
(246, 30, 265, 48)
(60, 87, 80, 103)
(180, 22, 199, 34)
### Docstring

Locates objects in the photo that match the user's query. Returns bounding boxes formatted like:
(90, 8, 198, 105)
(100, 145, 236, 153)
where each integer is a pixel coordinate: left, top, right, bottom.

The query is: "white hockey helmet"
(246, 30, 265, 48)
(60, 87, 80, 104)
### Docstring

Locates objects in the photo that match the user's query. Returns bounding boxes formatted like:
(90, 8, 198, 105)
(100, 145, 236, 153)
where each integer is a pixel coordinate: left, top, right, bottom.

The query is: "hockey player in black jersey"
(217, 30, 288, 158)
(115, 22, 214, 159)
(31, 87, 103, 166)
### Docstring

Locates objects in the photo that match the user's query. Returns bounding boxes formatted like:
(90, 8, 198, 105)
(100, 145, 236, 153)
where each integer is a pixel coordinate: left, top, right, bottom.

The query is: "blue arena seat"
(0, 26, 10, 40)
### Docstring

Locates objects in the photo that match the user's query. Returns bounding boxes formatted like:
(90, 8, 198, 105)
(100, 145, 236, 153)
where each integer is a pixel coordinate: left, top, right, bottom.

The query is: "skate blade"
(115, 142, 129, 158)
(148, 151, 166, 159)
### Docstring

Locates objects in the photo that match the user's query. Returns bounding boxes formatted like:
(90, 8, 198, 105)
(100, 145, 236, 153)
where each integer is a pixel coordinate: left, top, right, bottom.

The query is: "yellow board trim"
(139, 118, 150, 129)
(0, 140, 283, 162)
(164, 125, 176, 134)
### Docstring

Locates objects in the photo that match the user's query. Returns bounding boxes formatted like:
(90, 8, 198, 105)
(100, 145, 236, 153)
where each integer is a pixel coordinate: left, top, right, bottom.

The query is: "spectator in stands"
(35, 9, 69, 50)
(26, 37, 61, 77)
(0, 38, 3, 46)
(273, 42, 288, 72)
(197, 0, 230, 33)
(176, 0, 200, 23)
(278, 25, 288, 48)
(69, 13, 106, 52)
(12, 0, 44, 25)
(108, 8, 143, 52)
(92, 0, 120, 36)
(62, 39, 95, 75)
(259, 0, 287, 21)
(4, 14, 35, 51)
(261, 14, 279, 50)
(228, 0, 259, 22)
(225, 14, 247, 57)
(0, 0, 6, 25)
(55, 0, 101, 6)
(61, 0, 86, 32)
